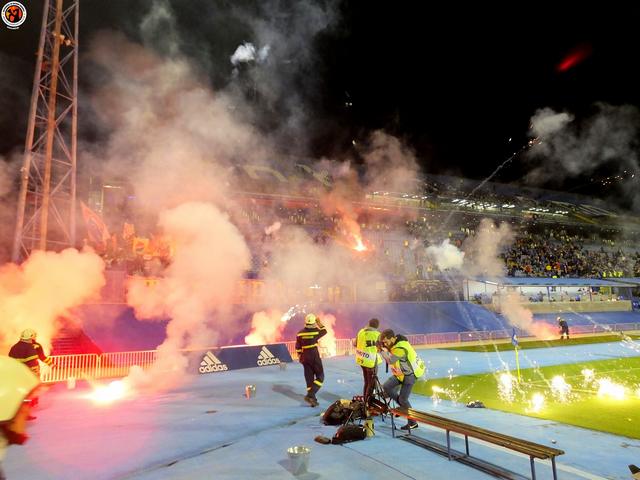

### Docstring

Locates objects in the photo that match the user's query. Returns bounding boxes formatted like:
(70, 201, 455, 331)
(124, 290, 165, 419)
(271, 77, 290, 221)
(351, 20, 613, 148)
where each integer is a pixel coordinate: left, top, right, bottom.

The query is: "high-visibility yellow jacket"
(387, 337, 425, 381)
(355, 327, 380, 368)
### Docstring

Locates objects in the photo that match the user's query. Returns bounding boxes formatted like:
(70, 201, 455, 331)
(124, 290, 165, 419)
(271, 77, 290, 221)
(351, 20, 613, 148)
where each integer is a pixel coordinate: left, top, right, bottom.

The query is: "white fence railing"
(42, 323, 640, 383)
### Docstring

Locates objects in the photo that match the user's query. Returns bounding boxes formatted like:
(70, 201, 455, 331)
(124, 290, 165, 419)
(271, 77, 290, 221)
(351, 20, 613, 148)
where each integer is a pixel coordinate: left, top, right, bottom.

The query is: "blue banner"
(194, 343, 293, 374)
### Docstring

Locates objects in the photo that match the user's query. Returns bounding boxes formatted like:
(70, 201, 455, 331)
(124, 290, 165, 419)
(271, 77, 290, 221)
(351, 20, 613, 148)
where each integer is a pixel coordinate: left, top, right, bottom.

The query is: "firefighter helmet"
(0, 356, 40, 423)
(305, 313, 317, 326)
(20, 329, 37, 341)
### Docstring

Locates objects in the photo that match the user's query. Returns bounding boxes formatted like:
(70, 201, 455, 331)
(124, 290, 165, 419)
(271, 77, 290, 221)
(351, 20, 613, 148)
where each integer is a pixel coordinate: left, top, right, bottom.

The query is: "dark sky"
(1, 2, 639, 188)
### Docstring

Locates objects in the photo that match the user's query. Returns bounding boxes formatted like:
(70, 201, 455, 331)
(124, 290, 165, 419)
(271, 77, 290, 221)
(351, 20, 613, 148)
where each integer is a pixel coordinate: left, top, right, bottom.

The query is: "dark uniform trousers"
(295, 326, 327, 399)
(302, 349, 325, 398)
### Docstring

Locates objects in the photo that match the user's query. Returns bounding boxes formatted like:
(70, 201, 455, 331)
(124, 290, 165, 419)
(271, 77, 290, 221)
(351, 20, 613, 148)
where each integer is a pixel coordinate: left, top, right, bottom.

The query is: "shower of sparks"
(550, 375, 572, 402)
(498, 372, 516, 403)
(529, 393, 545, 413)
(597, 378, 625, 400)
(581, 368, 595, 386)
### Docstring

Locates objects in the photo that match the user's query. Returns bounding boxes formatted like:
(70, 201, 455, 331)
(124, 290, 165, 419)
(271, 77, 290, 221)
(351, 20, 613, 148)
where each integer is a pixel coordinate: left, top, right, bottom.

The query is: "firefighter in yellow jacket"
(0, 355, 40, 479)
(295, 314, 327, 407)
(379, 329, 424, 430)
(354, 318, 381, 405)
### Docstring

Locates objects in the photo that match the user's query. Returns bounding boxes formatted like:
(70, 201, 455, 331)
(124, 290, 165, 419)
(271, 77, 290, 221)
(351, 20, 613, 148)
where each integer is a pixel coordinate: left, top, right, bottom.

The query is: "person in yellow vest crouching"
(378, 329, 425, 430)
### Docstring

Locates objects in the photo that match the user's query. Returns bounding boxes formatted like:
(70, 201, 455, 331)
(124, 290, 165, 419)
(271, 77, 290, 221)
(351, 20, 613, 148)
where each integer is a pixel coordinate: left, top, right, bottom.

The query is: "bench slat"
(392, 407, 564, 459)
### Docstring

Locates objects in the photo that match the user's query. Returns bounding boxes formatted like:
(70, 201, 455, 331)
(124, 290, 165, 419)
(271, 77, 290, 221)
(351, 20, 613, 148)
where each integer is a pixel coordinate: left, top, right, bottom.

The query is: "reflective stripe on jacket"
(8, 340, 52, 375)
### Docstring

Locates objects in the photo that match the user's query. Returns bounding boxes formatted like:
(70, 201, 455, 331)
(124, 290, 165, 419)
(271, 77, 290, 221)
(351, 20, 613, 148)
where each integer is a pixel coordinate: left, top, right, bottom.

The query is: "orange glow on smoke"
(244, 309, 339, 357)
(528, 321, 557, 340)
(245, 310, 285, 345)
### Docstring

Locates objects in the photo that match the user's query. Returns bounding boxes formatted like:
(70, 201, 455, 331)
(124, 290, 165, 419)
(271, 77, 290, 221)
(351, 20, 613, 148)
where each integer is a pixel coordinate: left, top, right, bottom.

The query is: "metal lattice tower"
(12, 0, 79, 261)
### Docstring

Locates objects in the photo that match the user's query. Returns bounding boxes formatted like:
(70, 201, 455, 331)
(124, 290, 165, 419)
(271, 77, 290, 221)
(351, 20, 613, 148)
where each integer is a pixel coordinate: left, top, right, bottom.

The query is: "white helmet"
(305, 314, 317, 326)
(20, 329, 37, 342)
(0, 356, 40, 423)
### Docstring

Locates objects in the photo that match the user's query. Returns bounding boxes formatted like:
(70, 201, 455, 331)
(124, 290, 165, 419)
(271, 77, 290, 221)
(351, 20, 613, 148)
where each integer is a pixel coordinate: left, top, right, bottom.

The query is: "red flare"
(557, 44, 592, 72)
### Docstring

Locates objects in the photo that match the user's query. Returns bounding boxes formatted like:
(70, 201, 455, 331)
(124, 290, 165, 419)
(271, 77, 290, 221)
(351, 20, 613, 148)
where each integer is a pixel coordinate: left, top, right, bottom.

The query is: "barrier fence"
(42, 322, 640, 383)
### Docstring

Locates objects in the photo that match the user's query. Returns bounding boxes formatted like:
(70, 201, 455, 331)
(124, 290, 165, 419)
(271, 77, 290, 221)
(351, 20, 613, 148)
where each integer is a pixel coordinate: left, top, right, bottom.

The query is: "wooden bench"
(391, 407, 564, 480)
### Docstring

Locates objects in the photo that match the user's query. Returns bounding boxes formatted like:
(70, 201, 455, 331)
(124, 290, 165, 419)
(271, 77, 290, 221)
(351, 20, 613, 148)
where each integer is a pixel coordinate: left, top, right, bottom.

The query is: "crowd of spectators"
(502, 231, 640, 278)
(91, 196, 640, 303)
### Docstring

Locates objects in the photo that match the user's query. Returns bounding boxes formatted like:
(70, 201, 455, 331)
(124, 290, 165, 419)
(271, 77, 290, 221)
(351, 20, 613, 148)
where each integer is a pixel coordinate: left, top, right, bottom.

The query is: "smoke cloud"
(529, 107, 573, 138)
(230, 42, 270, 67)
(462, 218, 514, 278)
(0, 249, 105, 352)
(126, 202, 250, 388)
(245, 310, 285, 346)
(360, 130, 422, 194)
(525, 104, 640, 205)
(426, 239, 465, 271)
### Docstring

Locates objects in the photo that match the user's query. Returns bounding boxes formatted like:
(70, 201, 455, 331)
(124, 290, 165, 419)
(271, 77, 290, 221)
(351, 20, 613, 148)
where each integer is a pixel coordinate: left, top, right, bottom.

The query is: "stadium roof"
(468, 277, 636, 287)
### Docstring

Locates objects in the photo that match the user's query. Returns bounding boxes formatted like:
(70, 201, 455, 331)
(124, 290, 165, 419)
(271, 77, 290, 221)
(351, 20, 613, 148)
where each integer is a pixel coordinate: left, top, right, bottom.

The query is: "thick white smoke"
(426, 239, 465, 271)
(230, 42, 270, 66)
(529, 107, 574, 138)
(0, 249, 105, 352)
(126, 202, 250, 388)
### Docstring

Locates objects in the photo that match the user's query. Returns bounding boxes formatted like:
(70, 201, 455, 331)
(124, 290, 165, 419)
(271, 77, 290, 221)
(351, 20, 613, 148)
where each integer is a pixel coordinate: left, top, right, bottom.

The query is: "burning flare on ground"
(87, 380, 129, 405)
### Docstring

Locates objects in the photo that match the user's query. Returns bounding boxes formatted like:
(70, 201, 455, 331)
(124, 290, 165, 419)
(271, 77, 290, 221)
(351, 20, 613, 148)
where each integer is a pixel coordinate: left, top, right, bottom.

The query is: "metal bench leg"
(551, 457, 557, 480)
(391, 413, 396, 438)
(465, 435, 469, 456)
(530, 456, 536, 480)
(446, 430, 451, 460)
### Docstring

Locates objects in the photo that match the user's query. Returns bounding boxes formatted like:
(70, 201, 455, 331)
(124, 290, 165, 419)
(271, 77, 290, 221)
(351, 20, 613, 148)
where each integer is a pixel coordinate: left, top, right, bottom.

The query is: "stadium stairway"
(51, 321, 103, 355)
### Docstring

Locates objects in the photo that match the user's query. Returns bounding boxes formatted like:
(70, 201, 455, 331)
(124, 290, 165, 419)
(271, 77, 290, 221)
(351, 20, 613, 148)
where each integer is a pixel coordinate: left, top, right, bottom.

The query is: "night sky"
(1, 2, 639, 191)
